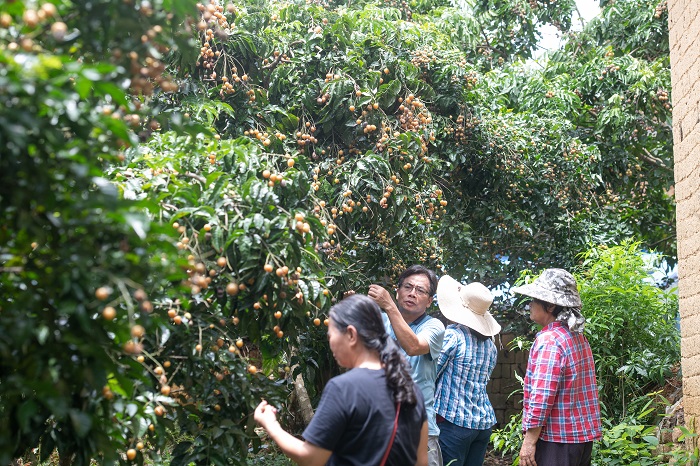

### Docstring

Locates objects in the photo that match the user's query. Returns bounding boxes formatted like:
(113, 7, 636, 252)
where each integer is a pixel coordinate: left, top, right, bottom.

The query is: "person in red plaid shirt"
(512, 268, 602, 466)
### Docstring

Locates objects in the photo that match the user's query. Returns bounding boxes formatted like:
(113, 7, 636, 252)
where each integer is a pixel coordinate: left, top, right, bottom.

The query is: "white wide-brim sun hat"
(436, 275, 501, 337)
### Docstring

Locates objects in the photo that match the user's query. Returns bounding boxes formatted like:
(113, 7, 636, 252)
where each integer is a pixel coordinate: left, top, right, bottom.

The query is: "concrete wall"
(669, 0, 700, 443)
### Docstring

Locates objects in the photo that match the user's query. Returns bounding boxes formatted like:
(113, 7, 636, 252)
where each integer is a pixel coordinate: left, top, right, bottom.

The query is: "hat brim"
(436, 276, 501, 337)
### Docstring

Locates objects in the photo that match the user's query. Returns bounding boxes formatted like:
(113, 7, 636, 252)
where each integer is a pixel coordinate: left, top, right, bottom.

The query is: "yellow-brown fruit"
(95, 287, 111, 300)
(41, 3, 58, 17)
(102, 306, 117, 320)
(0, 13, 12, 28)
(123, 341, 143, 355)
(226, 282, 239, 296)
(126, 449, 137, 460)
(51, 21, 67, 41)
(102, 386, 114, 400)
(23, 9, 39, 28)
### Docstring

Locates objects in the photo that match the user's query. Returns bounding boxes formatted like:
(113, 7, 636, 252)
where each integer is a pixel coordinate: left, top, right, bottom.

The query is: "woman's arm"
(414, 421, 429, 466)
(255, 400, 332, 466)
(519, 427, 542, 466)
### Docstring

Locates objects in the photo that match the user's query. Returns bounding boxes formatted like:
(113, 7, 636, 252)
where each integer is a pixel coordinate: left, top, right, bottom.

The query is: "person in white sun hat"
(511, 268, 601, 466)
(434, 275, 501, 466)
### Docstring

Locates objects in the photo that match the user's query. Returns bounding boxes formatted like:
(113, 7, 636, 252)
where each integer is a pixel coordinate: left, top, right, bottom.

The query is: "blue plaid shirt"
(434, 324, 498, 429)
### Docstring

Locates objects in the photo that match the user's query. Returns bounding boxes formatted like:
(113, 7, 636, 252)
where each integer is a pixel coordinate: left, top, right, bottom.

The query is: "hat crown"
(437, 276, 501, 336)
(512, 268, 582, 308)
(535, 269, 578, 297)
(460, 282, 494, 316)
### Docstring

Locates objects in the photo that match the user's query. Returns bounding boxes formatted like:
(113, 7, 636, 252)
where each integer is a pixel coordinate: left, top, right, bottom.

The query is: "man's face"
(396, 273, 433, 316)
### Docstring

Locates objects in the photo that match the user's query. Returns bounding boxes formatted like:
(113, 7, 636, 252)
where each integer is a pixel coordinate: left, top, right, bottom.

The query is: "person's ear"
(346, 325, 359, 345)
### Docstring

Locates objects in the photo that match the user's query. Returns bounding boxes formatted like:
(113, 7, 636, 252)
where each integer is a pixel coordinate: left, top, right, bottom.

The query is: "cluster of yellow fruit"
(3, 4, 65, 50)
(297, 122, 319, 148)
(196, 1, 235, 31)
(262, 169, 286, 187)
(464, 70, 479, 89)
(397, 95, 431, 135)
(128, 44, 171, 97)
(293, 212, 312, 234)
(446, 113, 480, 145)
(654, 0, 667, 18)
(655, 88, 671, 110)
(411, 47, 437, 68)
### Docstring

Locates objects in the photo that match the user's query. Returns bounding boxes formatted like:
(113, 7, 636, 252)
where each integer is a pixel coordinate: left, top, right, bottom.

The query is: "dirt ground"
(483, 450, 514, 466)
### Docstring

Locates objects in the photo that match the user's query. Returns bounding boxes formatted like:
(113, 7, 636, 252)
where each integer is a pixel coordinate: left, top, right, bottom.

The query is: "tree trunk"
(293, 372, 314, 426)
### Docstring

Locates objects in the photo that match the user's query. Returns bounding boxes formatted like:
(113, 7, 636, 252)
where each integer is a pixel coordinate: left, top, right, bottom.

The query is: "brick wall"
(669, 0, 700, 444)
(488, 333, 526, 426)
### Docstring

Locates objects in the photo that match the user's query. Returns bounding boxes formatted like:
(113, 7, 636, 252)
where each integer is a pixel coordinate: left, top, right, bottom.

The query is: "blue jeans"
(438, 420, 492, 466)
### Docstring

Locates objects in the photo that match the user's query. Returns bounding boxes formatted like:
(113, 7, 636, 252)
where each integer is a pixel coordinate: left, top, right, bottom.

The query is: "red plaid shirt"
(523, 321, 602, 443)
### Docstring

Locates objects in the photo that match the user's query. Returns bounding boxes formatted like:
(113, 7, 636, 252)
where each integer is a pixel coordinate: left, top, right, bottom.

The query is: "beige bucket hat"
(436, 275, 501, 337)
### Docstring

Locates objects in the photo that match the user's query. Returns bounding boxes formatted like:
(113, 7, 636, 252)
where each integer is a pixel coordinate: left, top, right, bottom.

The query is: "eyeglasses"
(400, 283, 431, 297)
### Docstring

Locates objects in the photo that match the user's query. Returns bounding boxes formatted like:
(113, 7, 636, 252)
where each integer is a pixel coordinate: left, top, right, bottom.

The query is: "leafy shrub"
(494, 243, 680, 464)
(490, 410, 523, 463)
(592, 418, 659, 466)
(579, 242, 679, 419)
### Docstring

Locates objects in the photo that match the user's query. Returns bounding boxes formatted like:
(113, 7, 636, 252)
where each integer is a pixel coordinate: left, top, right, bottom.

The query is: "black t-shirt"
(302, 367, 426, 466)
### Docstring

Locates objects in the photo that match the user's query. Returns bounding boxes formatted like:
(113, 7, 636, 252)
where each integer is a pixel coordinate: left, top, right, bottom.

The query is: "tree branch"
(184, 172, 206, 184)
(640, 148, 672, 172)
(262, 40, 303, 88)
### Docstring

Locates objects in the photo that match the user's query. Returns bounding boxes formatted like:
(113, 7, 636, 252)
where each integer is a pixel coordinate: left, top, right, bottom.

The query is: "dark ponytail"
(330, 294, 418, 406)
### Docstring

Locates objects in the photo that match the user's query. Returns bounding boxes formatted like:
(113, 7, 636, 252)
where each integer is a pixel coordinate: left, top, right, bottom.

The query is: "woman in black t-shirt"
(254, 294, 428, 466)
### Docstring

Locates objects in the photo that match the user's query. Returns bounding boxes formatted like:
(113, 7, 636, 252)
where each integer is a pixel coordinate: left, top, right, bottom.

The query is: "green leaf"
(377, 79, 401, 108)
(17, 400, 39, 432)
